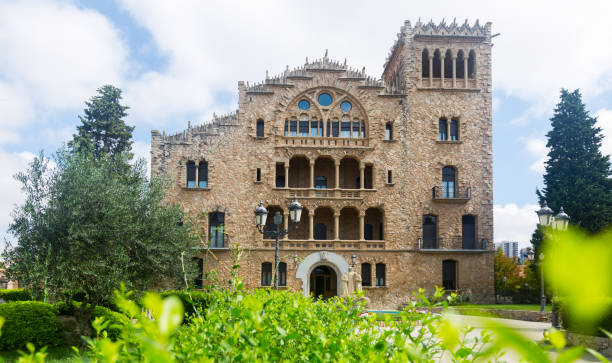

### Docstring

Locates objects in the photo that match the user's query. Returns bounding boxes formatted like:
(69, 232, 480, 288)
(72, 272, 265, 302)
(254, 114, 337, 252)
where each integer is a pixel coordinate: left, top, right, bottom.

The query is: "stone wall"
(151, 19, 495, 309)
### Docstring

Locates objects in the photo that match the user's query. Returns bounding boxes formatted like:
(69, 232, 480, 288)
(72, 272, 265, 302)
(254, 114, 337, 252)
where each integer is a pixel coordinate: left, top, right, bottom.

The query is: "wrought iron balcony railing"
(432, 185, 471, 201)
(209, 233, 230, 249)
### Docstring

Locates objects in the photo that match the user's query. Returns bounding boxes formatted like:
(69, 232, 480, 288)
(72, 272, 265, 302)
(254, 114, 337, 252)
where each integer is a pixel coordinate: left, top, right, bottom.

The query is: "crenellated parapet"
(152, 111, 239, 144)
(245, 51, 385, 95)
(413, 18, 490, 39)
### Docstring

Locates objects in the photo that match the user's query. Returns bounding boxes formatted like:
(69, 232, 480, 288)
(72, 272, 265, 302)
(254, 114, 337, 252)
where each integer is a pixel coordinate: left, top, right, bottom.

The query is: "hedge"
(0, 301, 62, 350)
(92, 306, 129, 341)
(0, 289, 32, 302)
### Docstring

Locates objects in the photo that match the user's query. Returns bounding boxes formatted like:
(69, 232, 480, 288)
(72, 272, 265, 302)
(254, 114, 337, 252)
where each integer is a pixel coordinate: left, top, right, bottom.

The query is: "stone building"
(151, 19, 495, 308)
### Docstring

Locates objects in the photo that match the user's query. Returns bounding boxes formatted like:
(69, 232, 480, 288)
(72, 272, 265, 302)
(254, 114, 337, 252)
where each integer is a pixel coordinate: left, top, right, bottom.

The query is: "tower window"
(468, 50, 476, 79)
(186, 161, 196, 188)
(450, 118, 459, 141)
(278, 262, 287, 286)
(439, 118, 448, 141)
(433, 49, 442, 78)
(421, 48, 430, 78)
(256, 168, 261, 182)
(442, 260, 457, 290)
(387, 170, 393, 184)
(198, 161, 208, 188)
(256, 119, 264, 137)
(385, 123, 393, 140)
(261, 262, 272, 286)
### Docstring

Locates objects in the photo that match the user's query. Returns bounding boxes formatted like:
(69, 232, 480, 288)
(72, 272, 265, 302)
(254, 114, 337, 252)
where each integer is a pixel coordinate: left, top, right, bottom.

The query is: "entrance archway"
(309, 265, 337, 299)
(296, 251, 350, 297)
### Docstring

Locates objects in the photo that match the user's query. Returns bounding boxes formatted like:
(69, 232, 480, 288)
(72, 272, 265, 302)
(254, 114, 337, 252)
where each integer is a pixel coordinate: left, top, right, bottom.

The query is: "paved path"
(449, 315, 604, 362)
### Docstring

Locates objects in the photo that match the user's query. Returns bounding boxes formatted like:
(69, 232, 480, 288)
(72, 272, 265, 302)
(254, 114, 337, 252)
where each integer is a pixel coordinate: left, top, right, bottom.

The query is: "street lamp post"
(254, 198, 303, 290)
(535, 201, 570, 329)
(539, 253, 546, 313)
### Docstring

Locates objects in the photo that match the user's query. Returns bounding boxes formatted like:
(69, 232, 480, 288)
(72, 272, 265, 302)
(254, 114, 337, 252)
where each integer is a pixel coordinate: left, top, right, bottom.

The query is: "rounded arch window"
(298, 100, 310, 110)
(340, 101, 352, 112)
(317, 93, 333, 106)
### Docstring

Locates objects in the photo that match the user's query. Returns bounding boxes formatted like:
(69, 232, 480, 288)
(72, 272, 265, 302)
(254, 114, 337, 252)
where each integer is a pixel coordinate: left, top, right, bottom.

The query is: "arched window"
(284, 120, 289, 136)
(314, 223, 327, 240)
(198, 161, 208, 188)
(331, 119, 339, 137)
(456, 50, 465, 79)
(310, 118, 319, 137)
(256, 119, 264, 137)
(438, 118, 448, 141)
(444, 49, 452, 79)
(433, 49, 442, 78)
(315, 176, 327, 189)
(421, 49, 430, 78)
(361, 121, 366, 138)
(209, 212, 225, 248)
(468, 50, 476, 79)
(361, 263, 372, 287)
(442, 260, 457, 290)
(186, 161, 196, 188)
(442, 166, 456, 198)
(278, 262, 287, 286)
(422, 215, 437, 249)
(462, 215, 476, 249)
(289, 118, 298, 136)
(261, 262, 272, 286)
(450, 119, 459, 141)
(352, 119, 360, 138)
(385, 123, 393, 140)
(375, 263, 386, 286)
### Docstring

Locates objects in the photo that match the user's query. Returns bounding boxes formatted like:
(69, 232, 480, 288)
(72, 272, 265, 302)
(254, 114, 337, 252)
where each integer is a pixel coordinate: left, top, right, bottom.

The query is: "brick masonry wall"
(151, 20, 495, 309)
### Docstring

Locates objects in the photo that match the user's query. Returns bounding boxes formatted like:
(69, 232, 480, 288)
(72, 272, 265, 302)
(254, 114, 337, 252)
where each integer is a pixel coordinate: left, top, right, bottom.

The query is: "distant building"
(496, 241, 519, 259)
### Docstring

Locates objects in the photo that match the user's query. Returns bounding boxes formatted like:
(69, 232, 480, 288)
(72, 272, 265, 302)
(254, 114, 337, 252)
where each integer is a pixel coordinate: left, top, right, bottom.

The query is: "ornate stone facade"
(151, 19, 495, 309)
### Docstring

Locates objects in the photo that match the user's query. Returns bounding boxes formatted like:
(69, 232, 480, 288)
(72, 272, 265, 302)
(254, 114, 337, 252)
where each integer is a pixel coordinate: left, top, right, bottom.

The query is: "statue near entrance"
(340, 266, 362, 297)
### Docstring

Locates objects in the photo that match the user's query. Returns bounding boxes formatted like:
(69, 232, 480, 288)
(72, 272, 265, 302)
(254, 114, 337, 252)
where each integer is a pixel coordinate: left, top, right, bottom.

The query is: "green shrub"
(0, 301, 62, 350)
(92, 306, 128, 341)
(160, 290, 208, 317)
(0, 289, 32, 302)
(53, 301, 75, 316)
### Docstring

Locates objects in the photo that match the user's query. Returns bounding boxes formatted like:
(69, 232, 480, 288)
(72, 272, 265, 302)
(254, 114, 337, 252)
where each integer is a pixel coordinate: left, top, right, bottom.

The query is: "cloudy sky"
(1, 0, 611, 249)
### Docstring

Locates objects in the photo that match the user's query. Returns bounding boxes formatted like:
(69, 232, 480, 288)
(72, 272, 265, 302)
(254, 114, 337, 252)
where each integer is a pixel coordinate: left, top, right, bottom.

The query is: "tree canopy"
(3, 150, 198, 334)
(537, 89, 612, 233)
(69, 85, 134, 158)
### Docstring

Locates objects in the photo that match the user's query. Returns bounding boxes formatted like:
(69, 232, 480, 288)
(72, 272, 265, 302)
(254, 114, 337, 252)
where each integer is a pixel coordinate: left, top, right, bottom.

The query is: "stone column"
(335, 160, 340, 189)
(452, 55, 457, 88)
(309, 160, 315, 189)
(464, 58, 468, 88)
(334, 212, 340, 240)
(309, 213, 314, 240)
(359, 165, 365, 190)
(359, 211, 365, 241)
(283, 213, 289, 240)
(428, 55, 433, 87)
(440, 54, 445, 88)
(284, 162, 289, 189)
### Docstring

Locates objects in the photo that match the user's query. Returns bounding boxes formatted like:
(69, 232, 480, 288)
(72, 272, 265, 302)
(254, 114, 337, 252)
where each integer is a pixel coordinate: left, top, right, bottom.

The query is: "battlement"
(152, 111, 239, 144)
(244, 51, 384, 94)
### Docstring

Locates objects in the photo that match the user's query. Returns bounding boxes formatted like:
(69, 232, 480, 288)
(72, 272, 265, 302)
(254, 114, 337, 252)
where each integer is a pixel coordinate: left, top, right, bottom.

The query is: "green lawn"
(0, 346, 77, 363)
(453, 304, 551, 312)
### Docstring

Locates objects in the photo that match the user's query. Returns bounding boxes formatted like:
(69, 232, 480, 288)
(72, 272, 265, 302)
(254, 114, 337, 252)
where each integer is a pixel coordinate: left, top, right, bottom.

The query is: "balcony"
(207, 233, 230, 250)
(279, 136, 370, 148)
(262, 239, 385, 250)
(417, 237, 489, 252)
(432, 185, 471, 202)
(274, 187, 375, 200)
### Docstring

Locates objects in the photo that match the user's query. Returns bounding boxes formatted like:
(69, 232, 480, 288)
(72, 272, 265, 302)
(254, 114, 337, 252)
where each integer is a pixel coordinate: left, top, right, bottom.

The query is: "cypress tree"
(69, 85, 134, 158)
(537, 89, 612, 233)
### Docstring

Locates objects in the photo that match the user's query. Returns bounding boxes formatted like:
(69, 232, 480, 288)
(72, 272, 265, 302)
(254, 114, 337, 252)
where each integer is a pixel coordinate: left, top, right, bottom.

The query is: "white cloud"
(0, 0, 128, 137)
(0, 149, 37, 249)
(494, 203, 539, 249)
(594, 108, 612, 157)
(523, 137, 548, 173)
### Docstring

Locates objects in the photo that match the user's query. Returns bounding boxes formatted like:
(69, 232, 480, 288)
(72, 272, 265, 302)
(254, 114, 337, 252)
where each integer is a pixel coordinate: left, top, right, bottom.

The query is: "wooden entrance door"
(309, 265, 337, 299)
